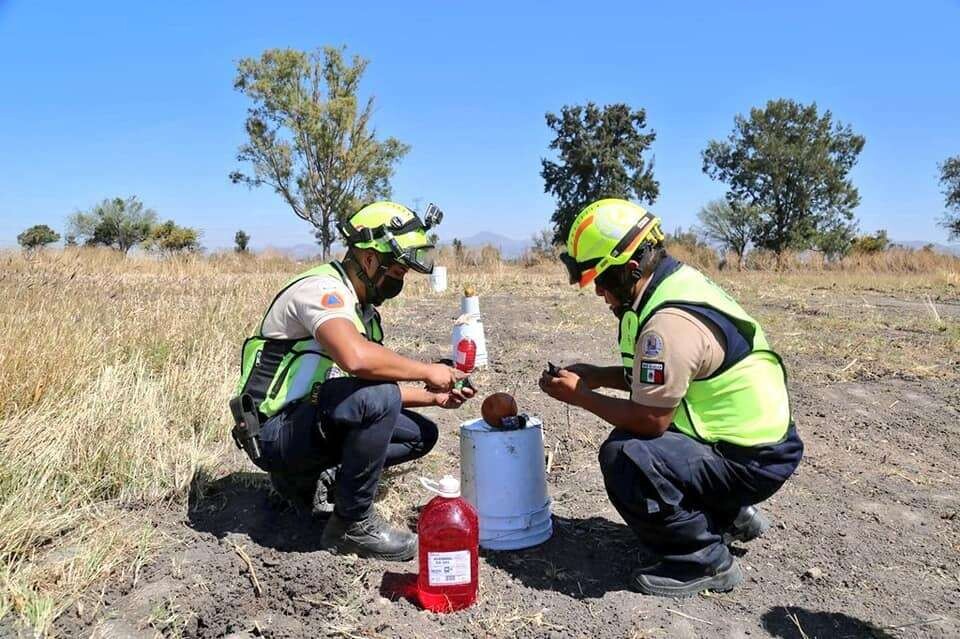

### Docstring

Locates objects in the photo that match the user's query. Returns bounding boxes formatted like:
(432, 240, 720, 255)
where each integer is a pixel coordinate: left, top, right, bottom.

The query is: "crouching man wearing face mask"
(231, 201, 474, 562)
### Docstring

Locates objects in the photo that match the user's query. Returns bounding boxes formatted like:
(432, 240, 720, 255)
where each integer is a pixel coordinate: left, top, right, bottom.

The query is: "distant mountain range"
(891, 240, 960, 256)
(443, 232, 531, 258)
(265, 232, 534, 261)
(262, 236, 959, 261)
(261, 243, 324, 260)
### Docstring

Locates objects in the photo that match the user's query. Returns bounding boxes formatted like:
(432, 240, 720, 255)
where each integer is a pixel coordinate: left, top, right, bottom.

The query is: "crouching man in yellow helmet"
(539, 199, 803, 596)
(231, 202, 474, 562)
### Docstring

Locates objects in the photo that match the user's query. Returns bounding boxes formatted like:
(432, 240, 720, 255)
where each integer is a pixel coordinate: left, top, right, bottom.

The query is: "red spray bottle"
(417, 475, 479, 612)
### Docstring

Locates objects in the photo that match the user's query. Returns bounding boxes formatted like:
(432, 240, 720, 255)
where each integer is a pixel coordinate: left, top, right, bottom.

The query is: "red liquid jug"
(417, 475, 479, 612)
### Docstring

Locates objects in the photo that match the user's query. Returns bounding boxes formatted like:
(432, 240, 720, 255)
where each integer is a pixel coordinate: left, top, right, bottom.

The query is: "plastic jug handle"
(420, 475, 461, 497)
(420, 477, 442, 493)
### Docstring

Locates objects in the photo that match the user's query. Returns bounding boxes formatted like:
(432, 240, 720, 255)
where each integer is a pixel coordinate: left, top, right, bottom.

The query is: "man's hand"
(562, 363, 603, 389)
(424, 363, 465, 393)
(560, 363, 630, 392)
(539, 369, 585, 406)
(433, 385, 476, 409)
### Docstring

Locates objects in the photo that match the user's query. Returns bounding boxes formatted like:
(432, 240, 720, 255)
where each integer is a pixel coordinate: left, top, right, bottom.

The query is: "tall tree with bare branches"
(230, 47, 409, 258)
(697, 199, 759, 270)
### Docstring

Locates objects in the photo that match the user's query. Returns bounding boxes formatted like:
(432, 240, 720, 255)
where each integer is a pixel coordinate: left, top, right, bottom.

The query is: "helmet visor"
(560, 252, 601, 286)
(560, 252, 581, 285)
(396, 244, 436, 274)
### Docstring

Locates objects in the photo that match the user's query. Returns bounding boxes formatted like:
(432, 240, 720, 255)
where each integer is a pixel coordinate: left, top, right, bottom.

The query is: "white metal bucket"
(429, 266, 447, 293)
(459, 417, 553, 550)
(451, 318, 488, 367)
(461, 295, 480, 316)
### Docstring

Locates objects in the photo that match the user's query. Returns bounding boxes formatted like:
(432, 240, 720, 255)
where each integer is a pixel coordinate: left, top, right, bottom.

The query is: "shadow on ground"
(187, 470, 328, 552)
(482, 515, 637, 599)
(761, 606, 897, 639)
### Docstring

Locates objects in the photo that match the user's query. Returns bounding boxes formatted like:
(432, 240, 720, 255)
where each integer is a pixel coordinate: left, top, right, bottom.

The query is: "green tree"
(230, 46, 410, 259)
(665, 226, 707, 250)
(697, 199, 759, 270)
(235, 229, 251, 253)
(451, 238, 464, 259)
(814, 217, 858, 262)
(939, 155, 960, 240)
(17, 224, 60, 251)
(146, 220, 201, 254)
(68, 196, 157, 254)
(541, 103, 659, 244)
(702, 99, 865, 268)
(851, 229, 890, 254)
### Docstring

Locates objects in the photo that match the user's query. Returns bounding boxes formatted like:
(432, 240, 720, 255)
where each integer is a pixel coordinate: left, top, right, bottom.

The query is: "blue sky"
(1, 1, 958, 250)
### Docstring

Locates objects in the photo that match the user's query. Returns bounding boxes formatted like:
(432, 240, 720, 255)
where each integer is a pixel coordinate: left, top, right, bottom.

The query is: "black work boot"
(270, 467, 339, 517)
(269, 471, 316, 516)
(630, 554, 743, 597)
(320, 508, 417, 561)
(722, 505, 771, 544)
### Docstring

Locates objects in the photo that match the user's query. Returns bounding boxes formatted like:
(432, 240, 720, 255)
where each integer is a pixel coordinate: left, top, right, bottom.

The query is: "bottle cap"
(420, 474, 461, 498)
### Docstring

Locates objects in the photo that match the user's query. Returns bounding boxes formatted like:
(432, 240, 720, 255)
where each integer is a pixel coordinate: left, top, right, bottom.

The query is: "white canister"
(429, 266, 447, 293)
(460, 417, 553, 550)
(461, 295, 480, 316)
(451, 316, 488, 367)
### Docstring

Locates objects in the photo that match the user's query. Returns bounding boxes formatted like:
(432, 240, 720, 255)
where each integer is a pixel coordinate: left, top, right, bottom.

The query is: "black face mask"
(349, 253, 405, 306)
(596, 267, 638, 318)
(376, 273, 404, 301)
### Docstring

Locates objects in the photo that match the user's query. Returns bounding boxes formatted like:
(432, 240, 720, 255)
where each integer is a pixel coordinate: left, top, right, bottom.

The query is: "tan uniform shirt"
(630, 307, 727, 408)
(260, 274, 359, 341)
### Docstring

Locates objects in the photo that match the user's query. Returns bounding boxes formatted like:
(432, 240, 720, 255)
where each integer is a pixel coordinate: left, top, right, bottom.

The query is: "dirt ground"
(38, 280, 960, 638)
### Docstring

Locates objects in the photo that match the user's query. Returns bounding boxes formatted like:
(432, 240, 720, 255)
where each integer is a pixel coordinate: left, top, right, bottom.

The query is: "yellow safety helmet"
(560, 199, 664, 288)
(338, 201, 443, 274)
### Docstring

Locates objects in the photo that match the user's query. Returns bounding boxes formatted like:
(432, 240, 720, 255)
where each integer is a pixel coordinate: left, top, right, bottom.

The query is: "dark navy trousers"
(599, 425, 803, 571)
(256, 378, 439, 520)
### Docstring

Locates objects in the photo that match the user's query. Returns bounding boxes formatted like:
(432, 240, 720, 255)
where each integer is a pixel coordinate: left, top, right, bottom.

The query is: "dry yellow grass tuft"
(0, 246, 957, 634)
(0, 248, 291, 632)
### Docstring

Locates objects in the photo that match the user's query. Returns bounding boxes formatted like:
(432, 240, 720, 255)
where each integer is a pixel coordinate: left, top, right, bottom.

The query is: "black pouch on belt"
(229, 394, 263, 463)
(307, 382, 340, 457)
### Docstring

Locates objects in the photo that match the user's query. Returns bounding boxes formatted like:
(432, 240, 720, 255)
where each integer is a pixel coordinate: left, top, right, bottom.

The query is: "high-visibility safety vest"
(234, 261, 383, 418)
(619, 264, 791, 447)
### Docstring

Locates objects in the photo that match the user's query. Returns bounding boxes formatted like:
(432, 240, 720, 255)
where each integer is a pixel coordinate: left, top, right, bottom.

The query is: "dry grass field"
(1, 247, 958, 637)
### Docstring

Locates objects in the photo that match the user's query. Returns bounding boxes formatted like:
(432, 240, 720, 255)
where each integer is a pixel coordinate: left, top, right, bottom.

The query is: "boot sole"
(631, 562, 743, 597)
(320, 541, 416, 562)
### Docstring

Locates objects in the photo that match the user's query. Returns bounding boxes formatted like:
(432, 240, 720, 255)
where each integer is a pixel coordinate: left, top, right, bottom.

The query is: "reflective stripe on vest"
(619, 264, 791, 447)
(234, 261, 383, 418)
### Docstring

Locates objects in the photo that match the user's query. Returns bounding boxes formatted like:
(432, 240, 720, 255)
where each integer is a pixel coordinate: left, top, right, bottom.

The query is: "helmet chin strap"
(607, 268, 644, 317)
(609, 243, 660, 315)
(346, 252, 392, 306)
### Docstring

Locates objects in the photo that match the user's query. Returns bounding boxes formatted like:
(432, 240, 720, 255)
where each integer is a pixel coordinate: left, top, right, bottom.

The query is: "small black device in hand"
(546, 362, 561, 377)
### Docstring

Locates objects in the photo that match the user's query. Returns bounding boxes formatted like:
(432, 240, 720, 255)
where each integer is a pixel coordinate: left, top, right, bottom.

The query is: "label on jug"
(427, 550, 471, 586)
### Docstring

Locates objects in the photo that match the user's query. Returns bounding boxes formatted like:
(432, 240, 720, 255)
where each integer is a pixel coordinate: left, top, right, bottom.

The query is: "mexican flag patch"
(639, 360, 665, 385)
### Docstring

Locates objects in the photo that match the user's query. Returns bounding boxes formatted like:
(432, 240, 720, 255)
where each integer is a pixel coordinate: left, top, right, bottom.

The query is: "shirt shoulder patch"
(320, 292, 345, 309)
(639, 360, 666, 385)
(639, 331, 664, 358)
